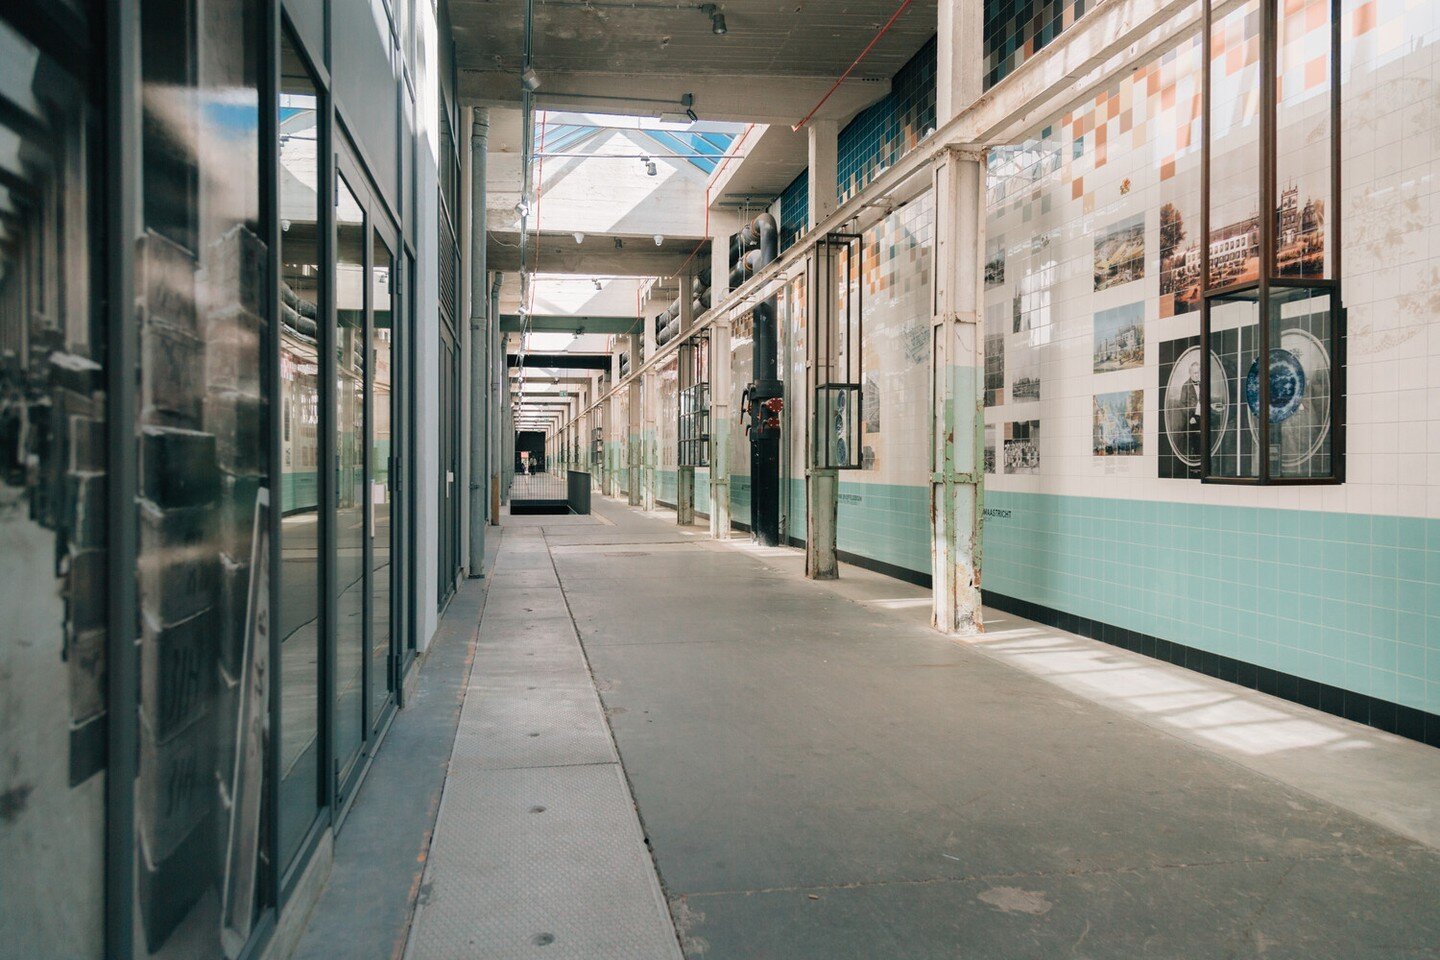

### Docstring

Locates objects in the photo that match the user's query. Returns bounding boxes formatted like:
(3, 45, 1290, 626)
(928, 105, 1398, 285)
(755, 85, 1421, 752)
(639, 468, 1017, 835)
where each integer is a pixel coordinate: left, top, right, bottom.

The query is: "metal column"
(641, 310, 658, 512)
(467, 110, 489, 576)
(708, 317, 732, 539)
(930, 146, 986, 635)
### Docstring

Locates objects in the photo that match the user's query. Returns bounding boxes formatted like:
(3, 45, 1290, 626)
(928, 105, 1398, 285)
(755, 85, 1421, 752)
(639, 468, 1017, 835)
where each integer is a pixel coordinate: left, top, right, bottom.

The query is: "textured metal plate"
(453, 681, 617, 769)
(407, 764, 682, 960)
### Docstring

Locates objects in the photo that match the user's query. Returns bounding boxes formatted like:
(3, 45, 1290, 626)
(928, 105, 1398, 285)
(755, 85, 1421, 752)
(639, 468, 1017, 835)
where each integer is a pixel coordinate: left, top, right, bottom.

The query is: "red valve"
(761, 397, 784, 414)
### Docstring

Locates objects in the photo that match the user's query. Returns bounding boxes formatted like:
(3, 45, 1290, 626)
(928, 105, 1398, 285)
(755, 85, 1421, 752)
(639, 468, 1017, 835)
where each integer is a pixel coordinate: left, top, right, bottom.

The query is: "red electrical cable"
(791, 0, 916, 133)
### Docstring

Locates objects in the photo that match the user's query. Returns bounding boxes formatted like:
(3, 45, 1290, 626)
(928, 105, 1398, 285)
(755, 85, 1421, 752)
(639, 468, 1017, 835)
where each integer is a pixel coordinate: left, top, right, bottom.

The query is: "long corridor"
(391, 497, 1440, 960)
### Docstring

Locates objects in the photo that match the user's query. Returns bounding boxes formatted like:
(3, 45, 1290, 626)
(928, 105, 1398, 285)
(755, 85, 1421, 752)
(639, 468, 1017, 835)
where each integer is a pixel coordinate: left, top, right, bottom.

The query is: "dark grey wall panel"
(333, 0, 400, 215)
(282, 0, 325, 70)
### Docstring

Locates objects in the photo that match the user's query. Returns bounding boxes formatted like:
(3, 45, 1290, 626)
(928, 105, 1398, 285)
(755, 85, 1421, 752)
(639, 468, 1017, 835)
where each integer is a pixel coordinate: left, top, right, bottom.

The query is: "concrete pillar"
(708, 315, 732, 539)
(807, 119, 840, 227)
(931, 0, 986, 634)
(641, 309, 658, 512)
(805, 121, 841, 578)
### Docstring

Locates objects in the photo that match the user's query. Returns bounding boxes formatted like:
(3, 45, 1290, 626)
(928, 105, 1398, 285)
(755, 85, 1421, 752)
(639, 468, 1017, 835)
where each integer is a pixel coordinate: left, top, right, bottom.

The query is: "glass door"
(369, 222, 400, 733)
(277, 27, 324, 872)
(333, 163, 367, 791)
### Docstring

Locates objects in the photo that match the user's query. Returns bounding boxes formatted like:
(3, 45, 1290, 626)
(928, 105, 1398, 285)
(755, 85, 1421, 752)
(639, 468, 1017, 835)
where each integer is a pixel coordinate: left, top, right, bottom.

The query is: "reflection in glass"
(1206, 0, 1262, 289)
(1206, 293, 1261, 479)
(1274, 0, 1330, 278)
(1264, 288, 1334, 478)
(0, 16, 105, 958)
(135, 0, 270, 952)
(370, 231, 394, 729)
(334, 174, 366, 785)
(278, 32, 322, 871)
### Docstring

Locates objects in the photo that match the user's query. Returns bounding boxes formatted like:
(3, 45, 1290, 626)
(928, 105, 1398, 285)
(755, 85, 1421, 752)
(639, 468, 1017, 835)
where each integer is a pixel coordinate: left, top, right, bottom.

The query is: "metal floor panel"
(407, 764, 682, 960)
(404, 518, 682, 960)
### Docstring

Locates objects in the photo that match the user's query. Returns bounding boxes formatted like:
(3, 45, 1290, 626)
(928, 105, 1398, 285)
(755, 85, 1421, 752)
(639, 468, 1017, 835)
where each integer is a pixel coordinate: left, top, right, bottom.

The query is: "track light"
(593, 278, 603, 290)
(515, 198, 530, 218)
(700, 4, 726, 34)
(521, 66, 541, 92)
(686, 108, 699, 123)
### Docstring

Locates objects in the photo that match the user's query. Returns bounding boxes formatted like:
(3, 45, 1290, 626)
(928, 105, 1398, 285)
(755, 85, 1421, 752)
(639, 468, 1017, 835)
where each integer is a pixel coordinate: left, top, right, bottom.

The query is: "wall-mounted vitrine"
(1200, 0, 1343, 483)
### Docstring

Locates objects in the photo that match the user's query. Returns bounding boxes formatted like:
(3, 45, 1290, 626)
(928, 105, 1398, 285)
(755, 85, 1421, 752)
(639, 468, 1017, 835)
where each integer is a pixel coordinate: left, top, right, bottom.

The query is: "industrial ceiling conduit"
(737, 212, 780, 546)
(655, 267, 712, 348)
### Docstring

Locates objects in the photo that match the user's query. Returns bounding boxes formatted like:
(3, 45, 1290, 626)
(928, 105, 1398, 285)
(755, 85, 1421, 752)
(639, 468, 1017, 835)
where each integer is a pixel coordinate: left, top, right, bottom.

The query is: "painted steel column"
(676, 273, 696, 524)
(627, 334, 642, 506)
(931, 0, 986, 634)
(609, 345, 623, 498)
(930, 148, 986, 634)
(708, 315, 732, 538)
(806, 122, 840, 579)
(641, 310, 659, 511)
(467, 110, 489, 577)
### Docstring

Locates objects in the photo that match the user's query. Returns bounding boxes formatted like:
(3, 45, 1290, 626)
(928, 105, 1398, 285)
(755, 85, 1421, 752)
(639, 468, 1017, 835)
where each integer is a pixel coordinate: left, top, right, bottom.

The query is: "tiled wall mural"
(982, 0, 1440, 721)
(837, 36, 938, 203)
(779, 172, 809, 252)
(984, 0, 1088, 88)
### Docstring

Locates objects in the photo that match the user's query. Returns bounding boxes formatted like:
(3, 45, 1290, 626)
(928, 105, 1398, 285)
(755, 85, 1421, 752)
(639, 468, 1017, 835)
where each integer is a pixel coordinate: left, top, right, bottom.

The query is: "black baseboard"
(782, 534, 933, 588)
(983, 591, 1440, 749)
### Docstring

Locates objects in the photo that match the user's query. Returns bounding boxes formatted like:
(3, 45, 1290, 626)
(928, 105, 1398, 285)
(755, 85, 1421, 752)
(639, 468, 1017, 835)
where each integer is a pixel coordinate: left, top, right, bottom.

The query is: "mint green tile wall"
(983, 491, 1440, 716)
(696, 467, 711, 516)
(787, 478, 806, 542)
(658, 469, 677, 505)
(731, 475, 751, 521)
(836, 482, 931, 575)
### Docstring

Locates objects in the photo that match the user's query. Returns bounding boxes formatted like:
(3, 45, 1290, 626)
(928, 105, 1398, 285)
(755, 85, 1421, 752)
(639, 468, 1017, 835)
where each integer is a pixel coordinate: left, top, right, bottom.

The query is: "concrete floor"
(298, 494, 1440, 960)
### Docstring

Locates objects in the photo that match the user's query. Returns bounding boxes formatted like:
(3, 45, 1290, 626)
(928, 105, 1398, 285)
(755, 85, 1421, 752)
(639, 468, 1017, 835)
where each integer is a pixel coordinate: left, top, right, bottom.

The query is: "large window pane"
(369, 230, 394, 727)
(334, 173, 366, 783)
(0, 16, 105, 958)
(135, 0, 270, 954)
(278, 31, 322, 871)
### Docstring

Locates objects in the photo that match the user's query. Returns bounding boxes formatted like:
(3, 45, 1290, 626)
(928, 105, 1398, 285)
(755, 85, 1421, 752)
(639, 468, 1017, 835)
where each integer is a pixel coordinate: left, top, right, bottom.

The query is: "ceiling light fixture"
(573, 231, 585, 244)
(640, 157, 657, 176)
(700, 4, 726, 34)
(653, 234, 665, 247)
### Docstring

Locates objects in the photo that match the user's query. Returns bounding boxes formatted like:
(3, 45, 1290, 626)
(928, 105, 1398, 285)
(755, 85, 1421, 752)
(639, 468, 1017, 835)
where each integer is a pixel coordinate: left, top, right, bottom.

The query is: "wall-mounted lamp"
(640, 156, 657, 176)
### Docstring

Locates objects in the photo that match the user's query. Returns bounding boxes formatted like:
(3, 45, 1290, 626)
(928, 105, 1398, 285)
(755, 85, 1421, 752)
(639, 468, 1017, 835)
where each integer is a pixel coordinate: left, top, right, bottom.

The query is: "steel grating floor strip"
(403, 528, 683, 960)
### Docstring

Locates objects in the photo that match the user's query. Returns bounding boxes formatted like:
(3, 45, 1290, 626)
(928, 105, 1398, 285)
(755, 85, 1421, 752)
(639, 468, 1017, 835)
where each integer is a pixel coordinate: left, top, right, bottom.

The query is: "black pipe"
(744, 212, 781, 546)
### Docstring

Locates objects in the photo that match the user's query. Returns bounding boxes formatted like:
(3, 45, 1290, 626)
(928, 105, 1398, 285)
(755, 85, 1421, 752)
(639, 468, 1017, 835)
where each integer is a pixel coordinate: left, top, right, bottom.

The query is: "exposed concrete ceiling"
(707, 123, 810, 204)
(452, 0, 936, 124)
